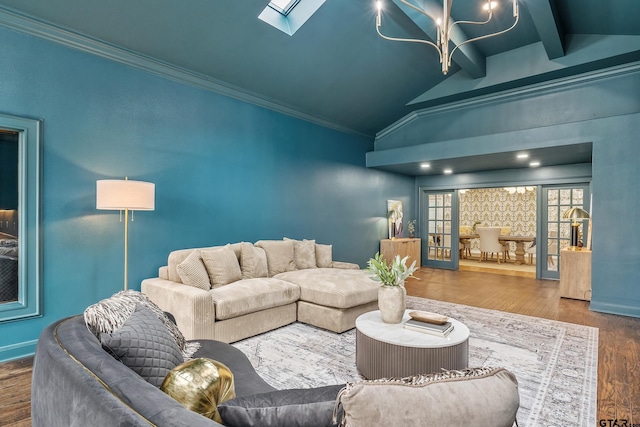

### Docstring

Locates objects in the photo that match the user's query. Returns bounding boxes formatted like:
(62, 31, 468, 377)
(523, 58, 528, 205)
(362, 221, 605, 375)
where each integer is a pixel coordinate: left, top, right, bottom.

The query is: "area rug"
(232, 296, 598, 427)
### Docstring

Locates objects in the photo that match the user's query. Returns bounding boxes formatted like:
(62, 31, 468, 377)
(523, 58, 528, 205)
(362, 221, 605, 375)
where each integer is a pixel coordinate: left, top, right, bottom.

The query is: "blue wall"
(370, 64, 640, 319)
(0, 27, 414, 361)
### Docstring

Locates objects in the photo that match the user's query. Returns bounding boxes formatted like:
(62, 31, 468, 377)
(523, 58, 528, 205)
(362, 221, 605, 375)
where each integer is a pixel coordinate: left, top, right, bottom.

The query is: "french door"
(420, 190, 458, 269)
(540, 184, 590, 280)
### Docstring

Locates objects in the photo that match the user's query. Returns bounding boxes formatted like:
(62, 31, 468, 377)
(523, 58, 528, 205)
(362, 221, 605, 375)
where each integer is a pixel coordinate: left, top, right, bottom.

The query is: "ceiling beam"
(391, 0, 486, 78)
(526, 0, 565, 59)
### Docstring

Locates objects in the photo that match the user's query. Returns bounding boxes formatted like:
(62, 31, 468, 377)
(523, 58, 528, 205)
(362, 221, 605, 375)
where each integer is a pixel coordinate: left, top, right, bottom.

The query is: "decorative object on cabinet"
(560, 248, 591, 301)
(386, 200, 403, 239)
(97, 177, 155, 290)
(562, 207, 590, 250)
(407, 220, 416, 238)
(380, 238, 421, 268)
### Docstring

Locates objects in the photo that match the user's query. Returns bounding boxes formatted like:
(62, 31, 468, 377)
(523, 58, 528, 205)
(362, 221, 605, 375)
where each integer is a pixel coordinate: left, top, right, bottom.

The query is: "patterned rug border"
(233, 296, 598, 427)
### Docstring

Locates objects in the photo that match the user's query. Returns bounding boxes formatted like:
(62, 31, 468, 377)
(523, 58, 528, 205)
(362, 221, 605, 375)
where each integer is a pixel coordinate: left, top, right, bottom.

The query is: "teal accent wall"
(0, 27, 414, 361)
(371, 64, 640, 319)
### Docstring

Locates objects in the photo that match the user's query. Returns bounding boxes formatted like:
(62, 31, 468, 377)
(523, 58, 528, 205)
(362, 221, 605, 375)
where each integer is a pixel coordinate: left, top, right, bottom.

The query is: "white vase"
(378, 284, 406, 324)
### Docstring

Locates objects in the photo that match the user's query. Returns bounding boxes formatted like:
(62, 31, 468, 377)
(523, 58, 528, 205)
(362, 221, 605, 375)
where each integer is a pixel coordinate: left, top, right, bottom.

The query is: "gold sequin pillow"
(161, 358, 235, 423)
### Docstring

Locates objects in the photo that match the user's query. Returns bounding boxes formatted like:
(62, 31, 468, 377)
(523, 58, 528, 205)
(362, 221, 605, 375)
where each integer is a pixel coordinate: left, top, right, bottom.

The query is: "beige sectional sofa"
(141, 239, 380, 343)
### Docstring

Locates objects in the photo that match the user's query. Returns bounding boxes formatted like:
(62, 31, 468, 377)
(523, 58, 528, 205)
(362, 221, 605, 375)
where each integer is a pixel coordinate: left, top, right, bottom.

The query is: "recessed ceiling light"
(420, 163, 431, 168)
(529, 161, 540, 167)
(517, 153, 529, 159)
(443, 168, 453, 175)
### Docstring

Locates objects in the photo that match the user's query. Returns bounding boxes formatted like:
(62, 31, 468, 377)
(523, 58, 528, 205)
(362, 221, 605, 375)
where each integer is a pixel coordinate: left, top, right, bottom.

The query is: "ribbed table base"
(356, 328, 469, 379)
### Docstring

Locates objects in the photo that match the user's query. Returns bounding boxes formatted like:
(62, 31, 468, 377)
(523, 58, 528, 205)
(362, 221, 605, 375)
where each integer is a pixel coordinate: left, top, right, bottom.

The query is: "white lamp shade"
(96, 179, 155, 211)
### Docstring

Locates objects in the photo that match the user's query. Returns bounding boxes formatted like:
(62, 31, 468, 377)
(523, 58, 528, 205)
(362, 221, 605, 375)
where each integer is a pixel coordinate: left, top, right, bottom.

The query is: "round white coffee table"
(355, 310, 470, 379)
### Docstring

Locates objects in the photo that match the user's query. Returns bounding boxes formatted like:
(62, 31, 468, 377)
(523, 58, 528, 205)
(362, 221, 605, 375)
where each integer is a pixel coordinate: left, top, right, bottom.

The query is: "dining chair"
(499, 227, 512, 260)
(458, 226, 472, 259)
(477, 227, 504, 264)
(459, 238, 471, 259)
(526, 239, 536, 265)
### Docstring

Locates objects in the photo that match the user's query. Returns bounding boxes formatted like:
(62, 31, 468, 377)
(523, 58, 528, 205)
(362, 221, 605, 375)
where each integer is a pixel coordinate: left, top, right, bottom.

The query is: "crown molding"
(0, 6, 367, 138)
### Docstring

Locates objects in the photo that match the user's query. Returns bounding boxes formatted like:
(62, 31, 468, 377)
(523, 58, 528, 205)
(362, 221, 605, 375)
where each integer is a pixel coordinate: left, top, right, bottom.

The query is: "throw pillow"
(161, 358, 235, 423)
(336, 367, 519, 427)
(315, 243, 333, 268)
(218, 384, 344, 427)
(254, 240, 295, 277)
(84, 289, 200, 361)
(240, 243, 269, 279)
(176, 250, 211, 290)
(201, 245, 242, 288)
(284, 238, 317, 270)
(100, 304, 184, 388)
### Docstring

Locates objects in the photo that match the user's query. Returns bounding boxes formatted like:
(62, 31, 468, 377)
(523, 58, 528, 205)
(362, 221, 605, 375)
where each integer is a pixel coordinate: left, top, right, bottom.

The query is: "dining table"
(459, 234, 535, 265)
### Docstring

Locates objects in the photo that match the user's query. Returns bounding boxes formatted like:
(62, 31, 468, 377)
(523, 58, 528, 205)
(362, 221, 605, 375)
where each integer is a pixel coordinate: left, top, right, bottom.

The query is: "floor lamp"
(96, 177, 155, 290)
(562, 207, 590, 251)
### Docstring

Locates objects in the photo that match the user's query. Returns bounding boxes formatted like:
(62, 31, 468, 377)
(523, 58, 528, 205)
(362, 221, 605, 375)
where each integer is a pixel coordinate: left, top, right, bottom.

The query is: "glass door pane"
(541, 185, 590, 280)
(421, 190, 457, 269)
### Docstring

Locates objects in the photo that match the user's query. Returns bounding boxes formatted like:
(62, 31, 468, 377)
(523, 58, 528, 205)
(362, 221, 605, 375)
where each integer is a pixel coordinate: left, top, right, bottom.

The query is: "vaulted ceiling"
(0, 0, 638, 144)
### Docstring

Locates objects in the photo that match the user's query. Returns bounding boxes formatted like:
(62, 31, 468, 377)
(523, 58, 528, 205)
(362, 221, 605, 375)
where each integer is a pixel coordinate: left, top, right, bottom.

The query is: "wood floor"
(1, 267, 638, 426)
(0, 355, 32, 427)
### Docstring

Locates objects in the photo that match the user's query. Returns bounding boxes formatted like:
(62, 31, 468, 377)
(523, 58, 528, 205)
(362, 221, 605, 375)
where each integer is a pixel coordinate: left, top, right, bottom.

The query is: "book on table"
(404, 319, 454, 337)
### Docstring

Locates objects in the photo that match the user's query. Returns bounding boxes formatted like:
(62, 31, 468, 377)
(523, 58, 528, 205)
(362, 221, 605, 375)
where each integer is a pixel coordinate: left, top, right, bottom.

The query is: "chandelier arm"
(448, 10, 493, 38)
(376, 26, 442, 61)
(447, 13, 519, 66)
(399, 0, 440, 24)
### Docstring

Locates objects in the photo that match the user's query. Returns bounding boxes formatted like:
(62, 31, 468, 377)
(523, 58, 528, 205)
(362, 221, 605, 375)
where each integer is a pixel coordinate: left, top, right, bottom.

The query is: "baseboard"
(0, 339, 37, 363)
(590, 300, 640, 319)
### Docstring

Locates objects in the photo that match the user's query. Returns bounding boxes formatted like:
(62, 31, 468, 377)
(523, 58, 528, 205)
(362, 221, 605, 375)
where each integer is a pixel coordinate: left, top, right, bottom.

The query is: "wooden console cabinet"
(380, 238, 421, 267)
(559, 249, 592, 301)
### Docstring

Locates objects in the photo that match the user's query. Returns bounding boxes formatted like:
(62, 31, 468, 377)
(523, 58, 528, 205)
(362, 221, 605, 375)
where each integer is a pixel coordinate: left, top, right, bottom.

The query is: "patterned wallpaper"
(460, 187, 537, 251)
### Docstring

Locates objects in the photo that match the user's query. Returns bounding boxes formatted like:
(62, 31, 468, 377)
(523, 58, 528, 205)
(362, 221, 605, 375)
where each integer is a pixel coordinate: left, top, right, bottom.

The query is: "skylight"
(268, 0, 301, 16)
(259, 0, 326, 36)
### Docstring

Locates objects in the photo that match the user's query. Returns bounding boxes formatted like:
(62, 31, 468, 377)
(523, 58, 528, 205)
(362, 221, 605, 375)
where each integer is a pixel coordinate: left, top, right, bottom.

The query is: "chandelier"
(376, 0, 519, 75)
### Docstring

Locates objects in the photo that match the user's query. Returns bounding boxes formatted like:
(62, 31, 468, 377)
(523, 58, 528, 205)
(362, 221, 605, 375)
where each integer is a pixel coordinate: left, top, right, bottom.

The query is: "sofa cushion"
(176, 250, 211, 290)
(240, 243, 268, 279)
(284, 238, 317, 270)
(161, 358, 235, 423)
(84, 289, 199, 360)
(336, 367, 519, 427)
(100, 304, 184, 388)
(315, 244, 332, 268)
(218, 384, 344, 427)
(274, 268, 378, 309)
(201, 245, 243, 288)
(210, 278, 300, 320)
(255, 240, 295, 277)
(166, 243, 243, 284)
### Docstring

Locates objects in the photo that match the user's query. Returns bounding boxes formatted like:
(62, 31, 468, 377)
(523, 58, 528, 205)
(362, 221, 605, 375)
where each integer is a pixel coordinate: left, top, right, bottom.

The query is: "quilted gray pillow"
(101, 304, 184, 388)
(84, 289, 200, 361)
